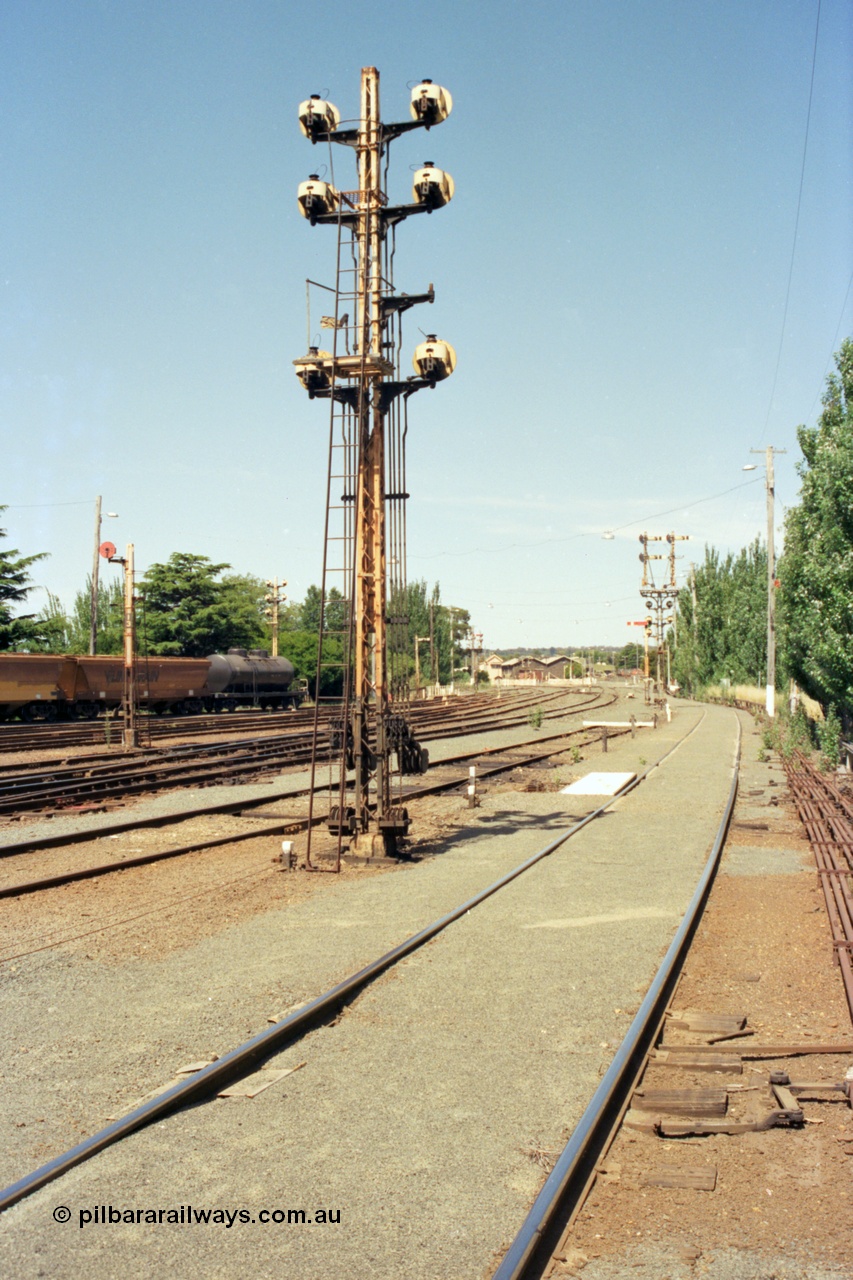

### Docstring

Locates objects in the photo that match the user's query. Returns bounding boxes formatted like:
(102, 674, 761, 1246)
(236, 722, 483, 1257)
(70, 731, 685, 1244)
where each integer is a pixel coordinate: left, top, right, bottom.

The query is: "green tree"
(220, 573, 267, 650)
(780, 338, 853, 725)
(0, 507, 48, 650)
(672, 539, 767, 692)
(25, 591, 72, 653)
(298, 584, 348, 633)
(138, 553, 264, 656)
(278, 630, 345, 696)
(58, 576, 126, 654)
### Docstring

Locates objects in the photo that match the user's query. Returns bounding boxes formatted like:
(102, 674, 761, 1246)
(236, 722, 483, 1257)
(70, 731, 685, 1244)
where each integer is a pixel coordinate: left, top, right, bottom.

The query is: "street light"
(90, 497, 119, 655)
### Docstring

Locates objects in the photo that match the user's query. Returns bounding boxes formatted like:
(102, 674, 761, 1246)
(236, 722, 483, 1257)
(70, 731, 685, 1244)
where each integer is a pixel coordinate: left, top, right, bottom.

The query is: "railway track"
(489, 719, 741, 1278)
(0, 707, 314, 754)
(0, 685, 571, 754)
(0, 687, 604, 817)
(0, 704, 705, 1214)
(0, 715, 629, 897)
(491, 732, 853, 1280)
(783, 751, 853, 1023)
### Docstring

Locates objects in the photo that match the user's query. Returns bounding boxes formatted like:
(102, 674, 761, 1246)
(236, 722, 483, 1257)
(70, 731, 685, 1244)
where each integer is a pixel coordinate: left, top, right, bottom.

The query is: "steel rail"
(0, 688, 601, 815)
(0, 709, 707, 1213)
(0, 692, 615, 858)
(783, 753, 853, 1023)
(0, 722, 629, 897)
(492, 711, 740, 1280)
(0, 686, 564, 752)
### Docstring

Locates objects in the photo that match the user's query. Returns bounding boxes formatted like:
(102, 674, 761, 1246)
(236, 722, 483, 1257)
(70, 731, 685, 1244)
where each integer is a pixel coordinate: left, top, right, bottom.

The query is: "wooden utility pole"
(429, 599, 437, 689)
(89, 495, 102, 656)
(750, 446, 785, 717)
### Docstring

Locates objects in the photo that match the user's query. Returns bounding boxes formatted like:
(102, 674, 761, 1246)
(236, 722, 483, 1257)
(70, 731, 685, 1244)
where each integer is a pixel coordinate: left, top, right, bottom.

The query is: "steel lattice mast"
(638, 531, 688, 702)
(294, 68, 456, 860)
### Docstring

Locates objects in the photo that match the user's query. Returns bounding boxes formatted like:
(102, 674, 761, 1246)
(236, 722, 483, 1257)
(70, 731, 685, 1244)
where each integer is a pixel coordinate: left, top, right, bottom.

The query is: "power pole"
(469, 629, 482, 683)
(414, 635, 430, 690)
(295, 70, 455, 860)
(264, 578, 288, 657)
(429, 599, 437, 689)
(749, 446, 786, 717)
(89, 495, 101, 657)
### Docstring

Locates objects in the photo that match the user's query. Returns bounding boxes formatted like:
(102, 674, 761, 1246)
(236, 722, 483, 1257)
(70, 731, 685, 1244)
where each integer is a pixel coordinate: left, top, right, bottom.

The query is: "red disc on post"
(99, 541, 117, 559)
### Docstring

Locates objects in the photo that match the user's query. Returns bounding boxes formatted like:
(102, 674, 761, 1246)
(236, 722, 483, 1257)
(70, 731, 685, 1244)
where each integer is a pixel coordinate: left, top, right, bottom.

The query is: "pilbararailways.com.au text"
(65, 1205, 341, 1229)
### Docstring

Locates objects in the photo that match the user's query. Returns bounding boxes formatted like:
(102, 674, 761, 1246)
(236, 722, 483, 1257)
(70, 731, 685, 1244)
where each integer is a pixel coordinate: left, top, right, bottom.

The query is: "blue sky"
(2, 0, 851, 650)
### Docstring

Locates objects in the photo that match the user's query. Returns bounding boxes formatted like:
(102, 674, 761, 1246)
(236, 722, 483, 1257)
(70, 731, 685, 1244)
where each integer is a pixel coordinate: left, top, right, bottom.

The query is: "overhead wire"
(410, 477, 763, 560)
(760, 0, 822, 441)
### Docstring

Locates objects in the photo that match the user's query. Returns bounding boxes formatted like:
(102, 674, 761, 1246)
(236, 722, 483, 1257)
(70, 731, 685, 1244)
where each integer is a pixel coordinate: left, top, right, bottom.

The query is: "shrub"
(817, 705, 841, 771)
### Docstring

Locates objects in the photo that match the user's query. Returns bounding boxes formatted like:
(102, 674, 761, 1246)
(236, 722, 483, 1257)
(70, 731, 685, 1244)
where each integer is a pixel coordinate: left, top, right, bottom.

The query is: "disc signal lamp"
(413, 335, 456, 382)
(412, 163, 454, 209)
(297, 95, 341, 142)
(293, 348, 333, 396)
(409, 80, 452, 127)
(99, 541, 116, 560)
(297, 176, 340, 225)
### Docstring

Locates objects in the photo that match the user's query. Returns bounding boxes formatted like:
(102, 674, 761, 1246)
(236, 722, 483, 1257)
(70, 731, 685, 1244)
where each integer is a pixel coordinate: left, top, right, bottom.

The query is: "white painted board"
(561, 772, 636, 796)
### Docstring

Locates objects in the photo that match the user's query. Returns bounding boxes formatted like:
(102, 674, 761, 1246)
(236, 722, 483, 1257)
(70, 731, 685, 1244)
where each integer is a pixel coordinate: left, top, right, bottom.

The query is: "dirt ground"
(561, 724, 853, 1278)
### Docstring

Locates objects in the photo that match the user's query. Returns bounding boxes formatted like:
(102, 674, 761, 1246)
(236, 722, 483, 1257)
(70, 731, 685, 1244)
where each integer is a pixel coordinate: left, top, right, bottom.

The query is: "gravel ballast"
(1, 701, 738, 1278)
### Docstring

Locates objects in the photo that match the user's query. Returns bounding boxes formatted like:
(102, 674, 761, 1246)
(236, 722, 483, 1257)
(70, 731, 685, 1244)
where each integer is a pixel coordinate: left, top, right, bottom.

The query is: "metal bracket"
(376, 378, 433, 413)
(379, 285, 434, 322)
(312, 118, 427, 152)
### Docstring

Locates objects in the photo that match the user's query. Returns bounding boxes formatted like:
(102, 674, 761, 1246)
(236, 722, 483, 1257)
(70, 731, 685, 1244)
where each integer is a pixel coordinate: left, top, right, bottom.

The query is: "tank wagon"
(0, 649, 303, 721)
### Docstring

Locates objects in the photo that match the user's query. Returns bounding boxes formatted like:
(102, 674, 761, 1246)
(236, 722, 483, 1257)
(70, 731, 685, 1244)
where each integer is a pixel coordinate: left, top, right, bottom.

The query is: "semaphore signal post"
(638, 531, 688, 703)
(294, 68, 456, 865)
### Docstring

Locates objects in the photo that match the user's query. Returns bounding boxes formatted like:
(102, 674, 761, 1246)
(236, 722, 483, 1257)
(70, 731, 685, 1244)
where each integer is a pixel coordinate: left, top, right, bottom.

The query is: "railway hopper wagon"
(76, 656, 213, 717)
(0, 654, 79, 721)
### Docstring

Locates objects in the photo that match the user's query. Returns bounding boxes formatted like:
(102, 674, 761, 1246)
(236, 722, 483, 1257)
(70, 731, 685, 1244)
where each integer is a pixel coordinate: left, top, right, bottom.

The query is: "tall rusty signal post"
(294, 69, 456, 862)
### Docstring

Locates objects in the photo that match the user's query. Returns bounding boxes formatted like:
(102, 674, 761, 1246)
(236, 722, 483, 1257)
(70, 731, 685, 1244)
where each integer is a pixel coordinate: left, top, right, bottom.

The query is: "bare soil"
(563, 733, 853, 1277)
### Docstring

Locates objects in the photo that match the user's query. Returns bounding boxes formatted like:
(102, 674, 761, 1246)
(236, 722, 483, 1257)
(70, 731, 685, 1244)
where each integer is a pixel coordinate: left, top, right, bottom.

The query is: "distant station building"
(484, 655, 572, 683)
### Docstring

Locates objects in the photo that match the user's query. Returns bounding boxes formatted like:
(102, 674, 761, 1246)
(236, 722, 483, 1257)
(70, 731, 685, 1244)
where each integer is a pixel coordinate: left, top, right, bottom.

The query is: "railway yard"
(0, 686, 851, 1279)
(5, 9, 852, 1280)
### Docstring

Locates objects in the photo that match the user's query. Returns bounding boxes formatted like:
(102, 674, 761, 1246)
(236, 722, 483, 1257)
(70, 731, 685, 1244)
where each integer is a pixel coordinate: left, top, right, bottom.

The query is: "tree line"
(0, 530, 472, 692)
(670, 338, 853, 729)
